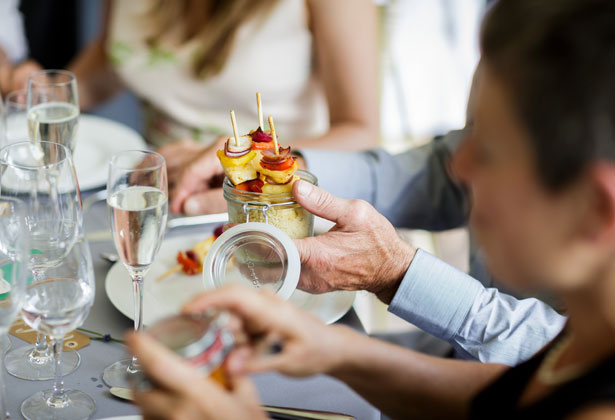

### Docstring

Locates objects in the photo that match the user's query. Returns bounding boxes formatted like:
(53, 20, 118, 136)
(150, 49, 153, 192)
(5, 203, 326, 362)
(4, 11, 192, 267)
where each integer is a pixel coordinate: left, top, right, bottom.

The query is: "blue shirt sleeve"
(389, 249, 566, 365)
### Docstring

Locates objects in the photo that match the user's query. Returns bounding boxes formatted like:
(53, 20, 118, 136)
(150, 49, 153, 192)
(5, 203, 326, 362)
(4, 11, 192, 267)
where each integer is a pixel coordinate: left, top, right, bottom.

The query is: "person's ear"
(583, 162, 615, 245)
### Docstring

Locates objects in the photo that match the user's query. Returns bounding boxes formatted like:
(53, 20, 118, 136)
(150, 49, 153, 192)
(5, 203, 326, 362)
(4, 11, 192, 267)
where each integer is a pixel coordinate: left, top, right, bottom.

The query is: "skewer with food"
(217, 107, 298, 194)
(155, 225, 224, 282)
(216, 110, 258, 185)
(218, 94, 313, 239)
(249, 92, 276, 152)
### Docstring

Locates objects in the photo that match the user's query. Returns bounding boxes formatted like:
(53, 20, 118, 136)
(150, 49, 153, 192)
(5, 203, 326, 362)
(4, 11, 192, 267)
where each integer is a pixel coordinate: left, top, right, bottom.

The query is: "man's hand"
(127, 329, 267, 420)
(166, 136, 228, 215)
(292, 180, 416, 304)
(182, 285, 353, 378)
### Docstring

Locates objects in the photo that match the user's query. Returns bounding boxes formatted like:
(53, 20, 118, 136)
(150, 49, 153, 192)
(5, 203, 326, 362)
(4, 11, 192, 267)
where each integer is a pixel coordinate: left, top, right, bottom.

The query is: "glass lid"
(202, 222, 300, 300)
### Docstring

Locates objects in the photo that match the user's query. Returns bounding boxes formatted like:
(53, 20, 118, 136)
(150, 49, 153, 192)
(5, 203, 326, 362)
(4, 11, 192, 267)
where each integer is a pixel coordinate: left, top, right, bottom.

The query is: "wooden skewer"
(256, 92, 264, 129)
(268, 115, 279, 156)
(230, 110, 240, 147)
(155, 264, 182, 283)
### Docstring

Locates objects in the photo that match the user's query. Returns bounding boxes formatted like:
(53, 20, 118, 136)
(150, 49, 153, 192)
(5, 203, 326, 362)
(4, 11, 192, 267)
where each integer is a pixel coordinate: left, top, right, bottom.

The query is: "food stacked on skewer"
(217, 93, 299, 195)
(155, 225, 223, 282)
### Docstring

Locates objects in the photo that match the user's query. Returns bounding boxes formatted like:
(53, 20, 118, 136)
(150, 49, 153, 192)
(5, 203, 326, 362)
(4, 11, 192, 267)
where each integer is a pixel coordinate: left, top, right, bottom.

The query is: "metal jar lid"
(202, 222, 300, 300)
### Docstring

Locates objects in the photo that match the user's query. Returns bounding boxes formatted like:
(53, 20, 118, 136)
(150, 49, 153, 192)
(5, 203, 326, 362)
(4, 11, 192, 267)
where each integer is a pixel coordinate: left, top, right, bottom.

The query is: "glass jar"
(136, 311, 234, 389)
(223, 170, 317, 239)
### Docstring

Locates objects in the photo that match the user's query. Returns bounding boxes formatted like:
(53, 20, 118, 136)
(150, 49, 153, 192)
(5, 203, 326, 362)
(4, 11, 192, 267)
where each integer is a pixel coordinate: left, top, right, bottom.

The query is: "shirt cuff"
(389, 249, 483, 341)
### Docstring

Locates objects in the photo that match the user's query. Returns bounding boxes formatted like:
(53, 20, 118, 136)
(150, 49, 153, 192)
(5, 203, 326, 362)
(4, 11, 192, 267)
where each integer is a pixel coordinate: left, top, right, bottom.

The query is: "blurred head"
(452, 0, 615, 293)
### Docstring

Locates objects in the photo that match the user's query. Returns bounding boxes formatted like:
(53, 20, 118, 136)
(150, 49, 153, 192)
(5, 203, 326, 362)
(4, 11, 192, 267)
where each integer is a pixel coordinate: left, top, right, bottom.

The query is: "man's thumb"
(293, 180, 348, 225)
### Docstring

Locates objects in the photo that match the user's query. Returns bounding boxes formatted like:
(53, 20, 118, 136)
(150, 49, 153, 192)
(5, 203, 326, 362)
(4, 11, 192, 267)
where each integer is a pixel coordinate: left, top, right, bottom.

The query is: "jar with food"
(133, 311, 234, 390)
(223, 169, 317, 239)
(218, 108, 317, 239)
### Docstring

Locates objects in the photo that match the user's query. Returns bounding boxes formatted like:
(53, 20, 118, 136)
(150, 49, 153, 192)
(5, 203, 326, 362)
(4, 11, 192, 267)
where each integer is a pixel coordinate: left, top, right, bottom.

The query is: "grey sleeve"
(300, 130, 468, 230)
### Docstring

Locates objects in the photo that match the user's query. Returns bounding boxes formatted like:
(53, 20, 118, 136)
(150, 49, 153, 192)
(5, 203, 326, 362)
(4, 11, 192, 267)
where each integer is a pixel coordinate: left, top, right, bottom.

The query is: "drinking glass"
(0, 197, 29, 419)
(20, 238, 96, 420)
(3, 90, 28, 143)
(0, 141, 82, 380)
(27, 70, 79, 153)
(102, 150, 168, 388)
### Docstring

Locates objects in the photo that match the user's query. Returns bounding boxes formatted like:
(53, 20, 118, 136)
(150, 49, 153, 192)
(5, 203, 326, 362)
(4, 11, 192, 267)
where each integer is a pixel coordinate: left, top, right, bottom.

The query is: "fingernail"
(296, 180, 312, 197)
(184, 198, 200, 215)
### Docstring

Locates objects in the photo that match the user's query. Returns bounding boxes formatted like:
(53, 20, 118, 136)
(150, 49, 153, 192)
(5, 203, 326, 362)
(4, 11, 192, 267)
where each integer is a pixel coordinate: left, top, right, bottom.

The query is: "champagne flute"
(102, 150, 168, 388)
(0, 140, 83, 380)
(27, 70, 79, 153)
(20, 238, 96, 420)
(3, 90, 28, 143)
(0, 197, 29, 420)
(0, 90, 25, 355)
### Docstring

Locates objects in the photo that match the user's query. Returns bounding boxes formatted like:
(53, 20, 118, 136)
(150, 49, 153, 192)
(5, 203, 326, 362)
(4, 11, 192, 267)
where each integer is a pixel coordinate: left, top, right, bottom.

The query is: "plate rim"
(105, 234, 355, 325)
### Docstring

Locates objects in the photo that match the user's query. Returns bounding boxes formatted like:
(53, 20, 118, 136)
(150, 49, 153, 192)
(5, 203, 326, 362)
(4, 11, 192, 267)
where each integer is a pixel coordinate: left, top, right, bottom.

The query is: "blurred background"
(3, 0, 489, 334)
(9, 0, 485, 149)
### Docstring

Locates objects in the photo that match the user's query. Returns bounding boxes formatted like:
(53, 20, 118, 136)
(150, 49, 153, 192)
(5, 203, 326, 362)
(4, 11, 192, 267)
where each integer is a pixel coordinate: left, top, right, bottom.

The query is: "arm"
(300, 129, 468, 230)
(167, 0, 379, 214)
(291, 180, 566, 365)
(329, 327, 507, 419)
(289, 0, 379, 150)
(180, 286, 508, 420)
(389, 249, 567, 365)
(66, 0, 123, 110)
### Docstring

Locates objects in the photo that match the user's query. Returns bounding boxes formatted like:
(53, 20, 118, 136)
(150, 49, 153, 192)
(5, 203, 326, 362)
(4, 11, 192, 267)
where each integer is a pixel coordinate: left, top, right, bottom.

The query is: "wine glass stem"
(49, 338, 68, 408)
(128, 274, 144, 372)
(31, 270, 51, 359)
(34, 332, 48, 352)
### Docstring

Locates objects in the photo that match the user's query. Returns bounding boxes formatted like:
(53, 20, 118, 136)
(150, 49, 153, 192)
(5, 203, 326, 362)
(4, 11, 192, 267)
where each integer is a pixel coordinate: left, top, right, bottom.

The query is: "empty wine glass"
(27, 70, 79, 153)
(0, 197, 29, 420)
(20, 238, 96, 420)
(3, 90, 28, 143)
(0, 140, 83, 380)
(102, 150, 168, 388)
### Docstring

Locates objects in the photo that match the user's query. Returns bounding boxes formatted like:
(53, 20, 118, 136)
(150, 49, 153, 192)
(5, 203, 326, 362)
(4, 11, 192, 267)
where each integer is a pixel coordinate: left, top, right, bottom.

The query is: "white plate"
(3, 114, 146, 191)
(105, 233, 355, 326)
(73, 114, 146, 190)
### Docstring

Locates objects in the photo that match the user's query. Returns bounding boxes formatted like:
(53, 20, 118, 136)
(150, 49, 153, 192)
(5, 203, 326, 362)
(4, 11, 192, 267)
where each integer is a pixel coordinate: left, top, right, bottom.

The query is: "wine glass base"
(102, 359, 139, 389)
(5, 345, 81, 380)
(21, 389, 96, 420)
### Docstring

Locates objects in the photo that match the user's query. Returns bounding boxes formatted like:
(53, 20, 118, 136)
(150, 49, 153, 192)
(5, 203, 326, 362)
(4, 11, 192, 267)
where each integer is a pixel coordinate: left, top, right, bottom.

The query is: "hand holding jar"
(127, 285, 354, 420)
(126, 325, 266, 420)
(291, 180, 417, 304)
(181, 285, 354, 378)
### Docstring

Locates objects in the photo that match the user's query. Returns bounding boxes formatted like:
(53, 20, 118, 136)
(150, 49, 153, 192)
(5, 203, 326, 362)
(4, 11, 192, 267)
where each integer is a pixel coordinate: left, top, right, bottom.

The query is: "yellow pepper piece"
(216, 149, 257, 167)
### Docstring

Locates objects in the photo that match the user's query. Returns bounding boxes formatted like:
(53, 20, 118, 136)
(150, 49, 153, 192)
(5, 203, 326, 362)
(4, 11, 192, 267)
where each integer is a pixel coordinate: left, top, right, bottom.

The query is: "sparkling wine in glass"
(27, 70, 79, 153)
(20, 238, 96, 420)
(0, 140, 83, 380)
(0, 197, 29, 420)
(102, 150, 168, 388)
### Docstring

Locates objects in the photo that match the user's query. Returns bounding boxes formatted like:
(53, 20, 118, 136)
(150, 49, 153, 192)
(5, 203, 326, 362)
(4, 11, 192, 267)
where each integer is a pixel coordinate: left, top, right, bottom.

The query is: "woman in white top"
(69, 0, 378, 214)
